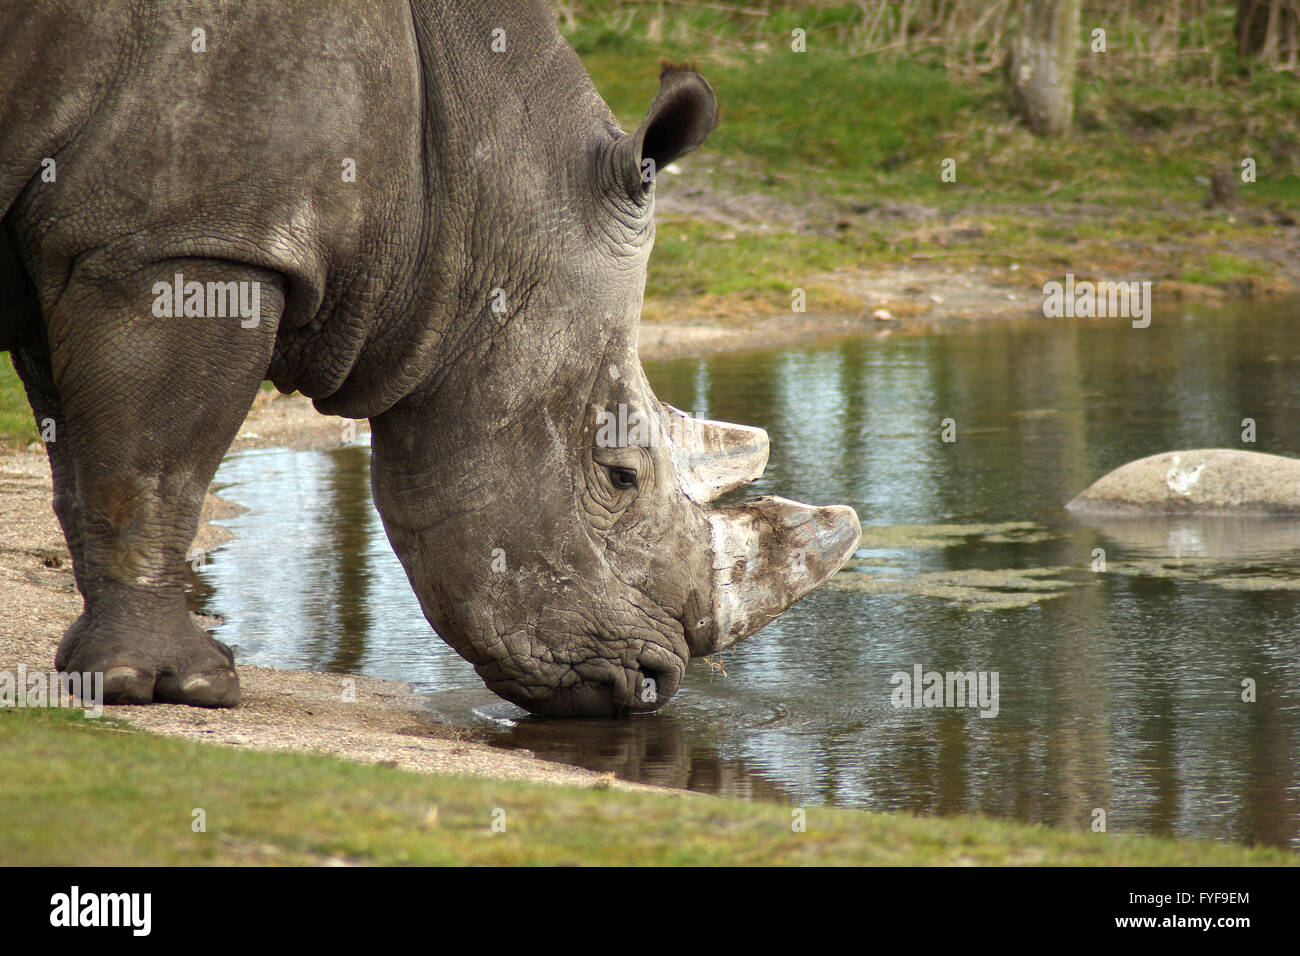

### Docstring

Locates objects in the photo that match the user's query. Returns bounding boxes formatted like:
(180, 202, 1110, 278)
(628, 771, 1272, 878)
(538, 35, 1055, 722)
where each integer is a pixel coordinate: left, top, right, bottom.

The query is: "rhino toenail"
(104, 666, 147, 683)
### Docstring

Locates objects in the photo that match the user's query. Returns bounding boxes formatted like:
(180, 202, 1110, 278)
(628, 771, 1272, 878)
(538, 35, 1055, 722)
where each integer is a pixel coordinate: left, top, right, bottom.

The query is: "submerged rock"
(1066, 449, 1300, 515)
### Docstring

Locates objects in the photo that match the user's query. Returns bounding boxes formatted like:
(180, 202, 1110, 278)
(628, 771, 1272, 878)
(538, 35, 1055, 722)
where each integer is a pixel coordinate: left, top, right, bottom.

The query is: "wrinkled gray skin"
(0, 1, 860, 716)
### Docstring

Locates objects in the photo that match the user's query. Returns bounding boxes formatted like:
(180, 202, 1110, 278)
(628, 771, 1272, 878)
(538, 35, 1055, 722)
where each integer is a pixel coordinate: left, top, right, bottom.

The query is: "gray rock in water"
(1066, 449, 1300, 515)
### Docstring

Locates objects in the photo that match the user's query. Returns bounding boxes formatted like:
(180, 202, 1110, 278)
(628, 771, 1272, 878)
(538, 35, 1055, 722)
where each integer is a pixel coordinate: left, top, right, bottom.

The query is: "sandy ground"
(637, 268, 1041, 359)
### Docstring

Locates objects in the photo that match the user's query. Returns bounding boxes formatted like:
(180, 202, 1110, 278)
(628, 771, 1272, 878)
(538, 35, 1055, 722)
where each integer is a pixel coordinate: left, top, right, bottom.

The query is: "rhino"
(0, 1, 860, 716)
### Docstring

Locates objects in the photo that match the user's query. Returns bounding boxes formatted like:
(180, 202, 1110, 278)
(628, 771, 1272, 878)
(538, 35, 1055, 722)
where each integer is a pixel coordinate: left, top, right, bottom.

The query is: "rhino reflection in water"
(0, 2, 860, 716)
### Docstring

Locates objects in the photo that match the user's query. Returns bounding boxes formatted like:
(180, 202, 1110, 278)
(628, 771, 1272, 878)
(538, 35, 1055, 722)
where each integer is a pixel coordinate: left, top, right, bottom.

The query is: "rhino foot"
(55, 609, 240, 708)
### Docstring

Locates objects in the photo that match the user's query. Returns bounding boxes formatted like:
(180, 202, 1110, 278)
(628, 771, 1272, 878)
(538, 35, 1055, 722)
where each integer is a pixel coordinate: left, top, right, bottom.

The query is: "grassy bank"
(574, 11, 1300, 205)
(2, 707, 1291, 865)
(569, 2, 1300, 207)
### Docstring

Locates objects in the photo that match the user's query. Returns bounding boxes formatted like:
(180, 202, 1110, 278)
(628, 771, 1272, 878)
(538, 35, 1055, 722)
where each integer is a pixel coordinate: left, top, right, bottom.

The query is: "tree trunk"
(1235, 0, 1300, 67)
(1006, 0, 1080, 137)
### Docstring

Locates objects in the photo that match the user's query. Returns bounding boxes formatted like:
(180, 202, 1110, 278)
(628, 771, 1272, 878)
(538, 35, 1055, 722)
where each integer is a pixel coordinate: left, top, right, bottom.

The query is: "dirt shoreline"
(0, 275, 1289, 792)
(639, 264, 1059, 360)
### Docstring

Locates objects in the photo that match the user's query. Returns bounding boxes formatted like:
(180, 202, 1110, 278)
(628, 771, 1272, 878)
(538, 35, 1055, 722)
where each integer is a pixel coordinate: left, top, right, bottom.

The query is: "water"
(197, 299, 1300, 848)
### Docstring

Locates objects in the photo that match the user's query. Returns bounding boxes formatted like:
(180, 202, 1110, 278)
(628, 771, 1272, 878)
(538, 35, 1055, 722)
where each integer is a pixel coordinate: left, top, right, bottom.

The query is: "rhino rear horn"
(662, 403, 768, 502)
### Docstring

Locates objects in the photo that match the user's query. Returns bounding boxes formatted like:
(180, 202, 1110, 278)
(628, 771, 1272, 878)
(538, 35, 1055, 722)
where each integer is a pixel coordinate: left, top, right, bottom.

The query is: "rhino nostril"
(676, 610, 714, 658)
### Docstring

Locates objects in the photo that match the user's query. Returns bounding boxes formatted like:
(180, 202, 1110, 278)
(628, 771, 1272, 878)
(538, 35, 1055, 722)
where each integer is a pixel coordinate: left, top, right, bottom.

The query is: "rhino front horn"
(694, 496, 861, 655)
(663, 403, 769, 502)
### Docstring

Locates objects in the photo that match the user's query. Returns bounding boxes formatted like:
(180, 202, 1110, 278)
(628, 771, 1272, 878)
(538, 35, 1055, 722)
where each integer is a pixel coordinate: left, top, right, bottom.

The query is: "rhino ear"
(616, 65, 717, 195)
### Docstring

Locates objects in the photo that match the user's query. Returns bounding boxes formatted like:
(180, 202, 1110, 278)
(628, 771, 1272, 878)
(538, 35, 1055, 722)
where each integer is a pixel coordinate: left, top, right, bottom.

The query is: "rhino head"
(369, 66, 860, 716)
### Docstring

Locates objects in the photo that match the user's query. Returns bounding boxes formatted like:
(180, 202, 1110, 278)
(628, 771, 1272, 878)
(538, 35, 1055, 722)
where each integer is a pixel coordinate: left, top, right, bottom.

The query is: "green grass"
(1, 708, 1292, 865)
(1179, 252, 1271, 285)
(649, 218, 858, 298)
(0, 359, 37, 448)
(579, 37, 1300, 207)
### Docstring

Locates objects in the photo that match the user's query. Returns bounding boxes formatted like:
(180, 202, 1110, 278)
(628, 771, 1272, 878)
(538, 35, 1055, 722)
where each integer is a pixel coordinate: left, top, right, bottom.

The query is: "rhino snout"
(481, 639, 685, 718)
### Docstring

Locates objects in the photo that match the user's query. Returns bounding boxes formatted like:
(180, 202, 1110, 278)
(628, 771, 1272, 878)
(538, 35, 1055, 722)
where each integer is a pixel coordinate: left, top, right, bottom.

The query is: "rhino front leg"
(44, 258, 282, 707)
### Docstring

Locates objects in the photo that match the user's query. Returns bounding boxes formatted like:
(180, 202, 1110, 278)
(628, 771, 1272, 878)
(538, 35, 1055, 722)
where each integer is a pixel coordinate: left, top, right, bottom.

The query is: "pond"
(196, 298, 1300, 848)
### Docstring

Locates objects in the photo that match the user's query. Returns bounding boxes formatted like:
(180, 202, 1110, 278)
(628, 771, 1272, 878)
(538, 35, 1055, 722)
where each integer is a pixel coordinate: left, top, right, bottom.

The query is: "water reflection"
(198, 299, 1300, 848)
(1070, 515, 1300, 561)
(492, 710, 798, 801)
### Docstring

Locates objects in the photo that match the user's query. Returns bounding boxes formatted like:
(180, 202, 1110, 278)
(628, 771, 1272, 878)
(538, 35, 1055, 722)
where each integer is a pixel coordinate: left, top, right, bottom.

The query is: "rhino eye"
(608, 466, 638, 490)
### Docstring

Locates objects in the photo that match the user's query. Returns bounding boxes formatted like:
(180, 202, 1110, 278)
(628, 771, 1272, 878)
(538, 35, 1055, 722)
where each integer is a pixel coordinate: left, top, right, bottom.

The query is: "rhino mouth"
(481, 634, 685, 718)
